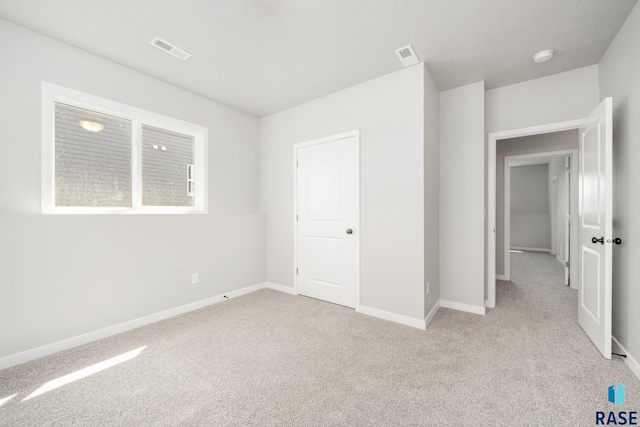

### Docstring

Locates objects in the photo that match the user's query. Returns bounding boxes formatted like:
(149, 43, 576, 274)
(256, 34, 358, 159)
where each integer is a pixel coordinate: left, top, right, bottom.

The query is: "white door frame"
(503, 149, 578, 284)
(564, 164, 571, 285)
(293, 129, 361, 309)
(551, 173, 558, 256)
(487, 119, 582, 308)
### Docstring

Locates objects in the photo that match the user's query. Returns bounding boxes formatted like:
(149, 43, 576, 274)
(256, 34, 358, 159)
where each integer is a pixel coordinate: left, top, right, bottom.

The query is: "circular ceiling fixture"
(533, 50, 554, 64)
(79, 120, 104, 132)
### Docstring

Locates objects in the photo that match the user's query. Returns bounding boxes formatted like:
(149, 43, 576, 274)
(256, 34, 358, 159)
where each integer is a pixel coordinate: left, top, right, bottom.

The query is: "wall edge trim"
(613, 336, 640, 381)
(424, 301, 441, 328)
(264, 282, 297, 295)
(356, 305, 426, 330)
(0, 282, 270, 370)
(440, 299, 486, 315)
(510, 246, 551, 253)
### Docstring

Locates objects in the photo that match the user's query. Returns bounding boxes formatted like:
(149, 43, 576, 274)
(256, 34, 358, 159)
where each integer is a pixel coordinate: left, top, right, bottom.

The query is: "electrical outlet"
(192, 273, 199, 284)
(426, 281, 430, 295)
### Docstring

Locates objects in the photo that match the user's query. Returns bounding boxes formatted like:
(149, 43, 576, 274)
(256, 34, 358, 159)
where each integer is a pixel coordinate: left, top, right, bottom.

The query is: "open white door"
(578, 97, 613, 359)
(295, 131, 358, 308)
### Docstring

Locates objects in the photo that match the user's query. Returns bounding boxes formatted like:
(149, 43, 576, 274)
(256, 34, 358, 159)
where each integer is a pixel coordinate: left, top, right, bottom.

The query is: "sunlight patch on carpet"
(21, 346, 147, 402)
(0, 394, 18, 407)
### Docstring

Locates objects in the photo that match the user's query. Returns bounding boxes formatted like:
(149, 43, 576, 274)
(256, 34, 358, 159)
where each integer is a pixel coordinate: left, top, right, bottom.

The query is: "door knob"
(346, 229, 353, 235)
(613, 238, 622, 245)
(592, 236, 604, 245)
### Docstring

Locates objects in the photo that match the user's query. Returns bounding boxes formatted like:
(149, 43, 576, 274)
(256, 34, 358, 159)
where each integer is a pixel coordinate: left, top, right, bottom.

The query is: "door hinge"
(296, 214, 298, 221)
(296, 161, 299, 168)
(565, 261, 570, 268)
(296, 268, 298, 275)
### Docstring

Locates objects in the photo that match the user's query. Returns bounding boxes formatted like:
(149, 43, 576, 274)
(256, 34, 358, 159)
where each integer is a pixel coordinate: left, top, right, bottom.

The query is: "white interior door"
(578, 97, 613, 359)
(295, 131, 358, 308)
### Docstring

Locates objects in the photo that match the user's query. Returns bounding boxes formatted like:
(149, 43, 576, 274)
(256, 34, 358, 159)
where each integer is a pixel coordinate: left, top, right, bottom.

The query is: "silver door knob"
(346, 229, 353, 235)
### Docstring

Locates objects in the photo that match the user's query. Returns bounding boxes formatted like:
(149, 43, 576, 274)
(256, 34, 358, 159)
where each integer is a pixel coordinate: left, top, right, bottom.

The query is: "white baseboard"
(424, 301, 440, 328)
(0, 283, 489, 370)
(221, 282, 266, 299)
(440, 299, 486, 315)
(510, 247, 551, 253)
(496, 274, 508, 281)
(264, 282, 297, 295)
(612, 336, 640, 381)
(357, 305, 426, 330)
(0, 282, 269, 371)
(270, 282, 430, 330)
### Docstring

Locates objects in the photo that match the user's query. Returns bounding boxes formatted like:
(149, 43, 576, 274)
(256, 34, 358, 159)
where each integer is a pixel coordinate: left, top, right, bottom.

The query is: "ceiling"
(510, 158, 554, 167)
(0, 0, 636, 117)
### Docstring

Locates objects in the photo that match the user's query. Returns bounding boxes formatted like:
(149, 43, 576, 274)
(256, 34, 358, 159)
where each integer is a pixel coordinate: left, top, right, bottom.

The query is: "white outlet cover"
(192, 273, 199, 284)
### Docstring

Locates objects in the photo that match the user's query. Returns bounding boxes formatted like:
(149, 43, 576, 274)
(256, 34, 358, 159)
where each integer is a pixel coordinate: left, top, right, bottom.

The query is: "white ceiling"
(0, 0, 636, 117)
(510, 158, 553, 167)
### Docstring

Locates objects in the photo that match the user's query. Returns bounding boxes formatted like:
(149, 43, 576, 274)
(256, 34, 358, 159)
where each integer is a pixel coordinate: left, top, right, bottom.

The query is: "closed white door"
(578, 97, 613, 359)
(295, 131, 358, 308)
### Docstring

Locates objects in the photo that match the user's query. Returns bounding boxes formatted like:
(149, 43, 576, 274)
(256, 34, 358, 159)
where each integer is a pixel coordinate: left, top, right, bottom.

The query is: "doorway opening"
(503, 150, 578, 289)
(487, 98, 613, 359)
(487, 119, 583, 309)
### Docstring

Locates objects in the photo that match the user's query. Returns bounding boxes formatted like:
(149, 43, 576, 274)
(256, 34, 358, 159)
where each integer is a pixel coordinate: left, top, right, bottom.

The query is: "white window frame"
(41, 82, 208, 214)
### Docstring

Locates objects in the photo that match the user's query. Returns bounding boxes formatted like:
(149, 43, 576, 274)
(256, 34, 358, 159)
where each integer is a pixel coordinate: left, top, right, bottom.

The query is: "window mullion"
(132, 120, 142, 209)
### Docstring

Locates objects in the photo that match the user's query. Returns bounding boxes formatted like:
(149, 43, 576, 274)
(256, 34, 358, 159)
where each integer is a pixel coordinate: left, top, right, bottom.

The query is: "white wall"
(260, 64, 431, 321)
(485, 65, 600, 133)
(599, 1, 640, 374)
(0, 20, 265, 360)
(424, 67, 440, 317)
(440, 82, 485, 310)
(510, 164, 550, 250)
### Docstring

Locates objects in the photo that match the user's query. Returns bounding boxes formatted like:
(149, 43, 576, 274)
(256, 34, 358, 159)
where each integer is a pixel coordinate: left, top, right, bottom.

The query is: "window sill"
(41, 207, 208, 215)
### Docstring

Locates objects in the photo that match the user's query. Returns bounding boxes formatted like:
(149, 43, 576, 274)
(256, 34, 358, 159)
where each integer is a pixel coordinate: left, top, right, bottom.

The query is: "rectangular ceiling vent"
(395, 44, 419, 67)
(150, 37, 192, 61)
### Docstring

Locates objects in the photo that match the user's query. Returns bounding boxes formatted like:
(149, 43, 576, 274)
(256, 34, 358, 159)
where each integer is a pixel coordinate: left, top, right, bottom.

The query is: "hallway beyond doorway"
(499, 251, 574, 317)
(511, 251, 566, 288)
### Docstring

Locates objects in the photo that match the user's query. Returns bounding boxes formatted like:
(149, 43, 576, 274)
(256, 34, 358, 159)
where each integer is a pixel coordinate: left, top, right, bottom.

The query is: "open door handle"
(592, 236, 604, 245)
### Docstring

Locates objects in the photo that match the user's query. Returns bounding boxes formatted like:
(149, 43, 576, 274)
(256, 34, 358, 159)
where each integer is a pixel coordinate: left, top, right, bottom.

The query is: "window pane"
(141, 125, 195, 207)
(55, 103, 132, 207)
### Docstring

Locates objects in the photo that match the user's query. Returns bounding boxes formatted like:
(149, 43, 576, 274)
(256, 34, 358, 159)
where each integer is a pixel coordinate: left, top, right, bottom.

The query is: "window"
(42, 82, 207, 213)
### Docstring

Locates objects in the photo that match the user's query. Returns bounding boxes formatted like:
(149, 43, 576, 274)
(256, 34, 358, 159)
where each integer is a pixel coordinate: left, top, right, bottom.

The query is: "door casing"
(487, 119, 583, 308)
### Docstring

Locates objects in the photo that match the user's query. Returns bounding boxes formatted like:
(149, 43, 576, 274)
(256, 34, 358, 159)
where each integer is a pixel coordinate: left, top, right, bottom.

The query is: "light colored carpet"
(0, 252, 637, 426)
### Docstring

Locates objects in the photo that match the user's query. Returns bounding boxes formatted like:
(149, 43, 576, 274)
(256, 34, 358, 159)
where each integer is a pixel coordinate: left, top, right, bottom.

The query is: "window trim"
(41, 82, 208, 214)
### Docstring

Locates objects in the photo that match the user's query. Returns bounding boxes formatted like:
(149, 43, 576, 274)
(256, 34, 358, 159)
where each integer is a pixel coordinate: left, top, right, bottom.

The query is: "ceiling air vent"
(395, 44, 419, 67)
(150, 37, 192, 61)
